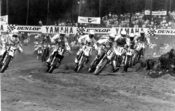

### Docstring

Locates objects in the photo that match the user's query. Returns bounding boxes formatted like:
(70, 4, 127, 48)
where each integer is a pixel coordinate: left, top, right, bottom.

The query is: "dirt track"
(1, 41, 175, 111)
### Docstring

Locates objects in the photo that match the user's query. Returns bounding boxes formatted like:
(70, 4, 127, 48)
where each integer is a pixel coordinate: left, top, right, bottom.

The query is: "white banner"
(15, 25, 41, 32)
(152, 11, 167, 15)
(155, 29, 175, 35)
(78, 16, 101, 24)
(85, 28, 111, 34)
(1, 24, 175, 36)
(145, 10, 167, 16)
(85, 27, 148, 35)
(41, 26, 77, 34)
(0, 15, 8, 25)
(115, 27, 148, 35)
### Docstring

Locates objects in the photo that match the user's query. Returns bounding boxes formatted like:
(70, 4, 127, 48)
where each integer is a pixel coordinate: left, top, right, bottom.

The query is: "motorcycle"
(94, 48, 116, 75)
(41, 43, 50, 62)
(36, 45, 43, 60)
(74, 45, 92, 72)
(133, 42, 145, 65)
(0, 46, 18, 73)
(122, 48, 134, 72)
(88, 45, 106, 73)
(46, 46, 65, 73)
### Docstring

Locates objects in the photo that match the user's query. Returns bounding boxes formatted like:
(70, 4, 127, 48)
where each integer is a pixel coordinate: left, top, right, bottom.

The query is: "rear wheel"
(0, 55, 12, 73)
(94, 58, 108, 75)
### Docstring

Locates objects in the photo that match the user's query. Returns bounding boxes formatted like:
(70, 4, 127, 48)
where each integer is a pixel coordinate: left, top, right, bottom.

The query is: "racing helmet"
(59, 30, 65, 36)
(140, 30, 145, 37)
(130, 33, 135, 38)
(89, 30, 95, 38)
(12, 29, 19, 37)
(109, 33, 116, 39)
(121, 30, 127, 36)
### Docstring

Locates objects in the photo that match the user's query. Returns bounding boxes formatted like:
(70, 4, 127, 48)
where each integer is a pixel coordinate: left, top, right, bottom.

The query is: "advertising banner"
(15, 25, 41, 32)
(41, 26, 77, 34)
(85, 27, 148, 35)
(78, 16, 101, 24)
(155, 29, 175, 35)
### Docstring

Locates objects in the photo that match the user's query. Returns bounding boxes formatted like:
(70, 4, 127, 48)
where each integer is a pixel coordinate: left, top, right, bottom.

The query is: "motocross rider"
(112, 30, 130, 71)
(128, 33, 136, 49)
(94, 28, 116, 72)
(42, 34, 51, 45)
(46, 31, 71, 65)
(134, 31, 151, 58)
(75, 30, 97, 65)
(0, 29, 23, 62)
(34, 34, 43, 54)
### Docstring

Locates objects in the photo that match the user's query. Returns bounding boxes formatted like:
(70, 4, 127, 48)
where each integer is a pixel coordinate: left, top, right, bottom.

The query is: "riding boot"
(75, 55, 79, 64)
(112, 60, 119, 72)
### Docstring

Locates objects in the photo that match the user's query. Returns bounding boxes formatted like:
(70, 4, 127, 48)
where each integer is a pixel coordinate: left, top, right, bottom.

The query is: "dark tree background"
(1, 0, 175, 25)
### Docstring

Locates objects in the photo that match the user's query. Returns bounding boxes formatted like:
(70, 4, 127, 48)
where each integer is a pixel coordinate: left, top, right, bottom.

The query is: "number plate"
(107, 50, 114, 60)
(84, 46, 91, 53)
(115, 47, 125, 55)
(58, 47, 64, 55)
(137, 43, 145, 50)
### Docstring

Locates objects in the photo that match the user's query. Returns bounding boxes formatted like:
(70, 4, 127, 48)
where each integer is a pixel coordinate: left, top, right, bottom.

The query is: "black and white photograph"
(0, 0, 175, 111)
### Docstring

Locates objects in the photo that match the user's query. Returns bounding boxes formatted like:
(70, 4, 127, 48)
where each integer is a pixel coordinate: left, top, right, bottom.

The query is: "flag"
(147, 28, 156, 37)
(7, 24, 16, 32)
(77, 26, 86, 35)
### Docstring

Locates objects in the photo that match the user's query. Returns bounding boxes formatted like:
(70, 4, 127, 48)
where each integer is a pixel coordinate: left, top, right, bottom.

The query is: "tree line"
(1, 0, 175, 25)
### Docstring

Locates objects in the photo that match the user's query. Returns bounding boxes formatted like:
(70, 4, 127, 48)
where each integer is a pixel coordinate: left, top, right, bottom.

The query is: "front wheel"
(88, 58, 98, 73)
(94, 58, 108, 75)
(75, 55, 86, 72)
(123, 55, 129, 72)
(48, 66, 56, 73)
(0, 55, 12, 73)
(47, 56, 61, 73)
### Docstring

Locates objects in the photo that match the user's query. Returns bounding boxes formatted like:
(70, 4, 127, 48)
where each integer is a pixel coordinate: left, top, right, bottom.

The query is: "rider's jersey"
(42, 36, 51, 44)
(134, 35, 150, 45)
(34, 34, 42, 43)
(5, 34, 21, 46)
(97, 35, 113, 48)
(78, 34, 96, 47)
(128, 37, 135, 49)
(51, 34, 71, 51)
(115, 35, 129, 47)
(3, 34, 23, 52)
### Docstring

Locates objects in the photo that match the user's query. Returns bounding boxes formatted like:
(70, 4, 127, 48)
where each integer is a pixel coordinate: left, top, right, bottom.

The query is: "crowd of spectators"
(102, 11, 175, 29)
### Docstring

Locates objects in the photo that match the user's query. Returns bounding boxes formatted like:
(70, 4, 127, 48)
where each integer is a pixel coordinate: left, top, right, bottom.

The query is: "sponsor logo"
(16, 26, 41, 31)
(43, 26, 75, 34)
